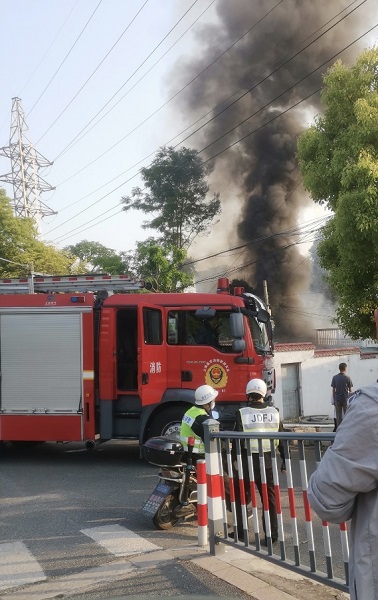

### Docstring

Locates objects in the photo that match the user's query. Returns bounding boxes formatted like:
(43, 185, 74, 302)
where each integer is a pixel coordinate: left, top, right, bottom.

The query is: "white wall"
(273, 348, 378, 418)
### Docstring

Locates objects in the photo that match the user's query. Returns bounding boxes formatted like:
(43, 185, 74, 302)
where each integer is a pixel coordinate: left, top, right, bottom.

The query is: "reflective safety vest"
(239, 405, 280, 453)
(180, 405, 207, 454)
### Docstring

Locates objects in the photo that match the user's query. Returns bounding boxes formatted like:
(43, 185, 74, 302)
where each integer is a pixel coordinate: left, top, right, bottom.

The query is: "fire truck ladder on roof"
(0, 274, 146, 294)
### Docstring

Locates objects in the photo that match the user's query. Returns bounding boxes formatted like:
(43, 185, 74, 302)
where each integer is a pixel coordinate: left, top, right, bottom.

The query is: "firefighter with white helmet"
(180, 384, 218, 457)
(231, 378, 285, 544)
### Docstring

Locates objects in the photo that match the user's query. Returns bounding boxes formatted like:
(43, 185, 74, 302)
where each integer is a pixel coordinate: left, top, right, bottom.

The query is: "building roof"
(275, 342, 315, 352)
(313, 347, 360, 357)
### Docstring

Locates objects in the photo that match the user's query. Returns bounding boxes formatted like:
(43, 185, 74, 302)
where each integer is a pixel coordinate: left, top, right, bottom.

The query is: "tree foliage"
(131, 238, 194, 292)
(122, 146, 221, 249)
(229, 278, 257, 295)
(0, 190, 76, 277)
(65, 240, 130, 274)
(297, 46, 378, 339)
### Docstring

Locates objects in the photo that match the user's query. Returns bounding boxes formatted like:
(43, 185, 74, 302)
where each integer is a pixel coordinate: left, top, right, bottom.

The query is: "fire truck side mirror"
(230, 312, 244, 339)
(256, 308, 270, 324)
(232, 339, 246, 353)
(195, 307, 216, 319)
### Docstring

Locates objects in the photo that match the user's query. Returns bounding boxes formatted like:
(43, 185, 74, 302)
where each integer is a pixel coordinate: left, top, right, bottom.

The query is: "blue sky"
(0, 0, 218, 253)
(0, 0, 376, 270)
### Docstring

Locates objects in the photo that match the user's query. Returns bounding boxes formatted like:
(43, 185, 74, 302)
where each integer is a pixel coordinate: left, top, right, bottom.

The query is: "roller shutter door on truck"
(0, 313, 82, 413)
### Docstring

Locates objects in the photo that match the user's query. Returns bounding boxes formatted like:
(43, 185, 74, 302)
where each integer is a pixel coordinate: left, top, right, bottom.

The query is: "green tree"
(297, 46, 378, 339)
(0, 190, 75, 277)
(229, 278, 257, 295)
(131, 238, 194, 292)
(65, 240, 130, 274)
(122, 146, 221, 249)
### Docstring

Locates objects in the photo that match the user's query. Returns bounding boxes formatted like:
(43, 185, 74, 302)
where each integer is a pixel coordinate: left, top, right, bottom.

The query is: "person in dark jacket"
(228, 378, 285, 544)
(331, 362, 353, 428)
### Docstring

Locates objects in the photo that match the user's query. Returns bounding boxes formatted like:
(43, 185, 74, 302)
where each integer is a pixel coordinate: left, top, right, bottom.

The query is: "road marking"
(0, 541, 46, 591)
(80, 524, 162, 556)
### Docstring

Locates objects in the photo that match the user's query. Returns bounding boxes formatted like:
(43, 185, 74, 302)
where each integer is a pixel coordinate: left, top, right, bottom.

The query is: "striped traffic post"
(246, 445, 261, 549)
(270, 438, 285, 560)
(298, 440, 316, 572)
(283, 438, 301, 566)
(203, 419, 225, 556)
(313, 441, 348, 584)
(339, 521, 349, 585)
(235, 438, 249, 545)
(196, 459, 208, 547)
(258, 440, 273, 553)
(224, 439, 238, 538)
(314, 440, 334, 578)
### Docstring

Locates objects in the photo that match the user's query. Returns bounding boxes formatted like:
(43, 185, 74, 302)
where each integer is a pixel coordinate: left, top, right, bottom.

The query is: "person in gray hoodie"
(307, 385, 378, 600)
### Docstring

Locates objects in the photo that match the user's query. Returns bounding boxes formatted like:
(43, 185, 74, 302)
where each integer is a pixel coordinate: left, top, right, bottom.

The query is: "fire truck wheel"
(147, 406, 188, 439)
(152, 492, 180, 529)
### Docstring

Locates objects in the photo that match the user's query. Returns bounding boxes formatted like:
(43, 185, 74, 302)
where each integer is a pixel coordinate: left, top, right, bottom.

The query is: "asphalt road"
(0, 439, 346, 597)
(61, 562, 253, 600)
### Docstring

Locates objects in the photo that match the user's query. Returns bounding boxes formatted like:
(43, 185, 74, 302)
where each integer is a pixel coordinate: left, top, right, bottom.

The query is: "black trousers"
(225, 452, 278, 539)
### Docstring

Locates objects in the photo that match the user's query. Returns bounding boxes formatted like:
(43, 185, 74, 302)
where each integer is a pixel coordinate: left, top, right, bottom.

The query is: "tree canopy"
(0, 190, 76, 277)
(297, 46, 378, 339)
(131, 238, 194, 293)
(65, 240, 130, 274)
(122, 146, 221, 249)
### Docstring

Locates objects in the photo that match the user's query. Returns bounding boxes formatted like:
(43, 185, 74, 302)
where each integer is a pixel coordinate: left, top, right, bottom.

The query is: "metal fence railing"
(202, 421, 348, 594)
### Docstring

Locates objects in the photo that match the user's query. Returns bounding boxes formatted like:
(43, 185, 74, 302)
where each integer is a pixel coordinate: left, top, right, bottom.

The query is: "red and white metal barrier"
(201, 423, 349, 595)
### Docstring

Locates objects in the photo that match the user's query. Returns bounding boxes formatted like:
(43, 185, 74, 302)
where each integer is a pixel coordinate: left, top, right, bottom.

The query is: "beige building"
(273, 343, 378, 420)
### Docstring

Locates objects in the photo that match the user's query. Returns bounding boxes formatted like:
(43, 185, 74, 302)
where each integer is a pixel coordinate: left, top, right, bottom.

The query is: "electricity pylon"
(0, 97, 56, 232)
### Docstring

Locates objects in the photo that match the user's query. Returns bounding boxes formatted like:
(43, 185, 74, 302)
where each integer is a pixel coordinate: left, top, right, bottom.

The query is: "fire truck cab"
(0, 274, 274, 448)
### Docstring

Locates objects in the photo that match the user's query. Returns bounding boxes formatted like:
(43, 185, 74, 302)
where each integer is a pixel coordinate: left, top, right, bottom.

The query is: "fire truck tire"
(147, 406, 188, 439)
(152, 492, 180, 529)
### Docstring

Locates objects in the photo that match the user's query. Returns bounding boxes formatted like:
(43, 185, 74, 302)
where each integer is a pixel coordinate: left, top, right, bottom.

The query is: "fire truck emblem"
(205, 363, 228, 389)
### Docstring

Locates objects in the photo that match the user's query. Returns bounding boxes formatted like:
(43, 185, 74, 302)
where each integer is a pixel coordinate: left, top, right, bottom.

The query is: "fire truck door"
(137, 305, 166, 406)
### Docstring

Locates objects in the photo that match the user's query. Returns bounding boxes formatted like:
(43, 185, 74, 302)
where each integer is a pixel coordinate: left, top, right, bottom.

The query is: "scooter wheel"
(152, 493, 180, 530)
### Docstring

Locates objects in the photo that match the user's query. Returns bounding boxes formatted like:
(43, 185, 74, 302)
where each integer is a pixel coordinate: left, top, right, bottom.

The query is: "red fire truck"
(0, 274, 274, 448)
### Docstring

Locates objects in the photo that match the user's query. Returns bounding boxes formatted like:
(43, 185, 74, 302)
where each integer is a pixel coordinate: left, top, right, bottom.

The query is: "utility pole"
(0, 97, 56, 233)
(263, 279, 271, 314)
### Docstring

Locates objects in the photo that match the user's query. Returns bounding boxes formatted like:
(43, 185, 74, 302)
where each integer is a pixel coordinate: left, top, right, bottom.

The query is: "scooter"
(142, 436, 198, 530)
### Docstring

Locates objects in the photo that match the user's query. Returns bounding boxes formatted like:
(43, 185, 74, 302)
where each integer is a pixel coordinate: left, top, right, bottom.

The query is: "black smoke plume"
(173, 0, 370, 341)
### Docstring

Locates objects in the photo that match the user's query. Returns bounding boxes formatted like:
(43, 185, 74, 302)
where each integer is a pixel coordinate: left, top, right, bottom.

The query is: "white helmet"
(246, 378, 267, 398)
(195, 384, 219, 406)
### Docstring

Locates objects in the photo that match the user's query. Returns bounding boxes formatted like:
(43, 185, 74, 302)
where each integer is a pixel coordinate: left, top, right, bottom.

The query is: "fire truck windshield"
(168, 310, 234, 352)
(247, 314, 271, 355)
(167, 309, 271, 356)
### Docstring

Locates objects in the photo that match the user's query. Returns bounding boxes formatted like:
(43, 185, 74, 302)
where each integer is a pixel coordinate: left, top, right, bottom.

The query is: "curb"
(0, 544, 349, 600)
(194, 545, 349, 600)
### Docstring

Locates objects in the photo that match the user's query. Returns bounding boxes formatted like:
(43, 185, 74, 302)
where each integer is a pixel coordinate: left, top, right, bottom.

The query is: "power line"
(34, 0, 150, 136)
(193, 235, 322, 286)
(48, 3, 372, 235)
(0, 256, 29, 267)
(40, 0, 200, 149)
(20, 0, 80, 97)
(185, 181, 305, 265)
(45, 87, 320, 238)
(47, 22, 376, 244)
(198, 22, 376, 158)
(49, 87, 320, 241)
(174, 0, 370, 158)
(53, 0, 364, 180)
(0, 1, 81, 139)
(190, 224, 328, 277)
(54, 0, 217, 165)
(28, 0, 104, 117)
